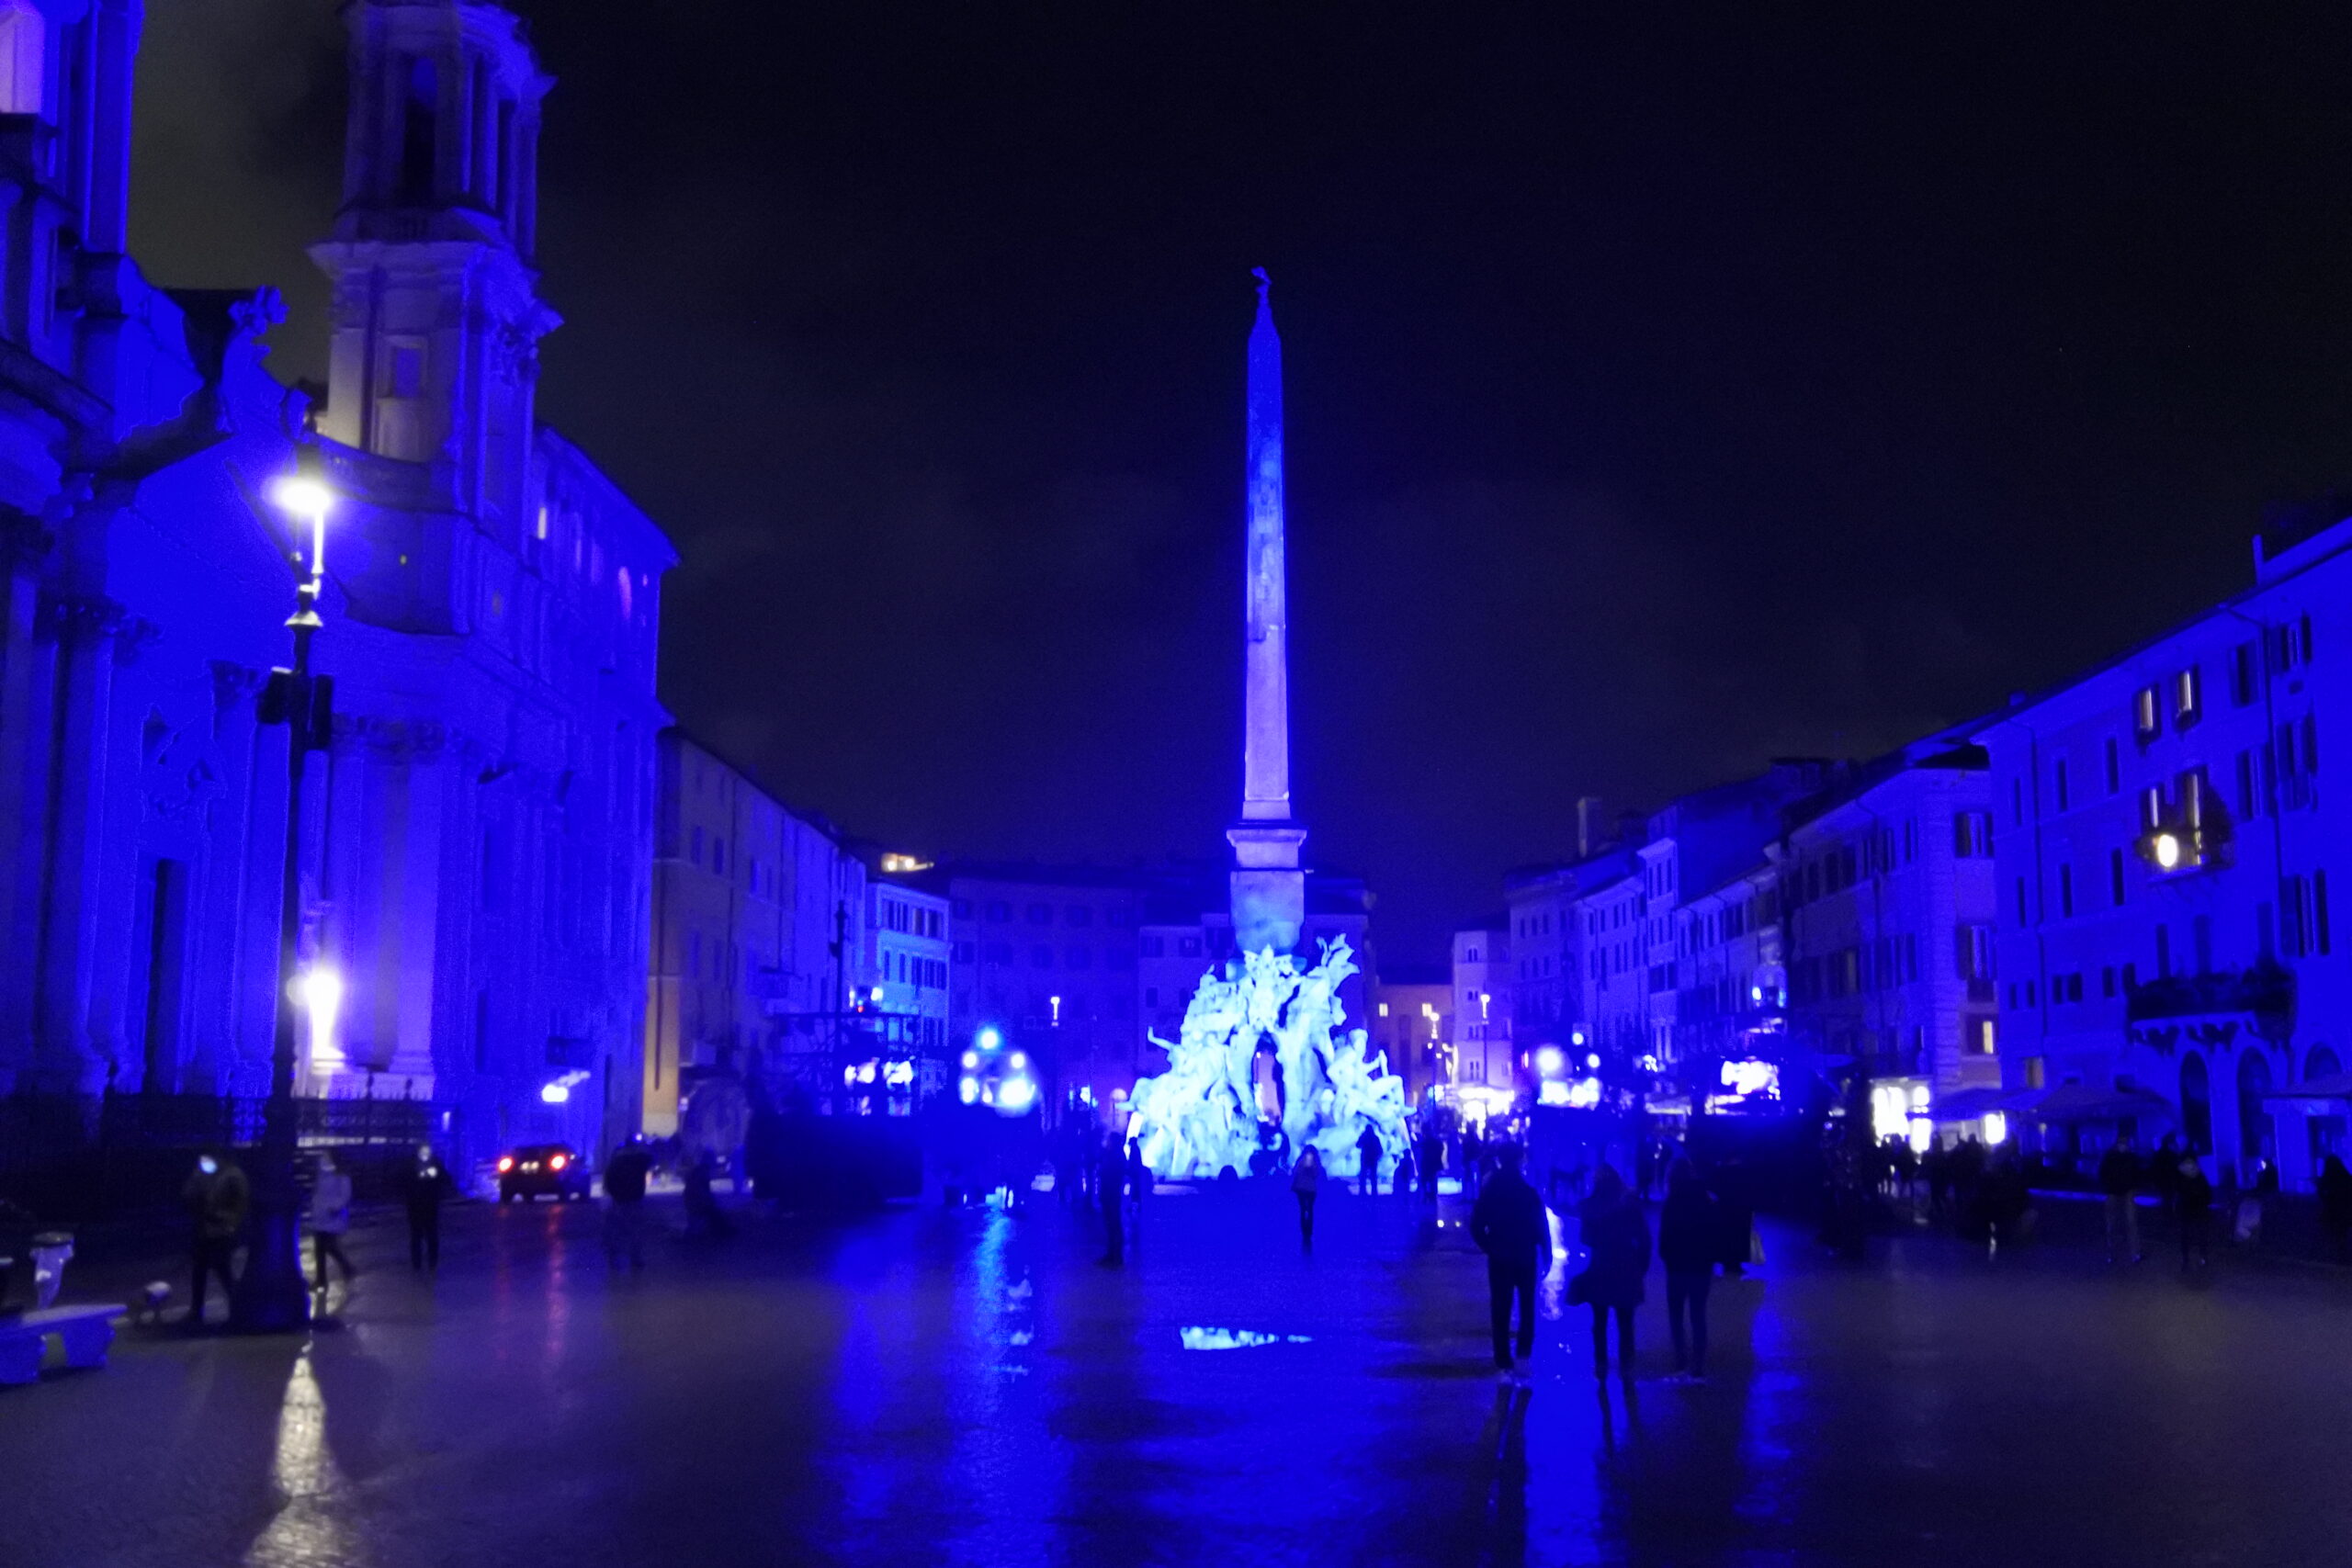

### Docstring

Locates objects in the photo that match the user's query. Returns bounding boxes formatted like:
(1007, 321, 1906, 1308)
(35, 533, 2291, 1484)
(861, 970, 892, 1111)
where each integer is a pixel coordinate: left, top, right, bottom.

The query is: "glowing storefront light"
(1538, 1079, 1572, 1106)
(1565, 1077, 1602, 1109)
(1983, 1111, 2008, 1146)
(959, 1076, 979, 1105)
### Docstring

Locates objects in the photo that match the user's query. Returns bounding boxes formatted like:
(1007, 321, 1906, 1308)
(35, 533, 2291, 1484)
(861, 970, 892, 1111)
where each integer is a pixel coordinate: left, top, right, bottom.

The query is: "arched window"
(2307, 1045, 2342, 1084)
(0, 2, 44, 118)
(2237, 1050, 2275, 1171)
(2180, 1054, 2212, 1155)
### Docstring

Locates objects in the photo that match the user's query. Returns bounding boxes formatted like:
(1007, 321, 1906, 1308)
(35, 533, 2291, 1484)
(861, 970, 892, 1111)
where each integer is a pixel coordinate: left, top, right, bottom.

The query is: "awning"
(1927, 1087, 2014, 1123)
(2008, 1083, 2177, 1124)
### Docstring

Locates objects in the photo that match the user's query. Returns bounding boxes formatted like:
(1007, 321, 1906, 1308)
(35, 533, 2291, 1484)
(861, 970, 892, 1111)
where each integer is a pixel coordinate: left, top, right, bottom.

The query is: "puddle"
(1180, 1326, 1312, 1350)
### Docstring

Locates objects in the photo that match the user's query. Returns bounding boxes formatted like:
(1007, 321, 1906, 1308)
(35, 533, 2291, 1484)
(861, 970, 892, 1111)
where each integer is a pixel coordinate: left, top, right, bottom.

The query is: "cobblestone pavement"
(9, 1183, 2352, 1568)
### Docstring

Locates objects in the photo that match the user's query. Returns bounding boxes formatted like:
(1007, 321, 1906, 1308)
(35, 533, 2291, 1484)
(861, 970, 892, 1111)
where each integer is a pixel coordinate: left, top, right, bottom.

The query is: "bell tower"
(309, 0, 555, 530)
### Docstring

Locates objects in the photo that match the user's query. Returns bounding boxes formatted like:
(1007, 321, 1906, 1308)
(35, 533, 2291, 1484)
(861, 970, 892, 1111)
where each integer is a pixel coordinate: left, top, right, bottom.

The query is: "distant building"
(1369, 964, 1451, 1101)
(1781, 742, 1999, 1142)
(1974, 519, 2352, 1188)
(860, 871, 951, 1108)
(645, 732, 871, 1133)
(1449, 919, 1512, 1116)
(1673, 857, 1783, 1096)
(944, 863, 1372, 1120)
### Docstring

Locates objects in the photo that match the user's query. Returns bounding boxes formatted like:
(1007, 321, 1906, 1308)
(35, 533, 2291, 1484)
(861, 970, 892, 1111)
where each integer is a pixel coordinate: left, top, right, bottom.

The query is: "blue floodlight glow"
(977, 1028, 1002, 1052)
(1585, 1052, 1601, 1070)
(997, 1075, 1037, 1114)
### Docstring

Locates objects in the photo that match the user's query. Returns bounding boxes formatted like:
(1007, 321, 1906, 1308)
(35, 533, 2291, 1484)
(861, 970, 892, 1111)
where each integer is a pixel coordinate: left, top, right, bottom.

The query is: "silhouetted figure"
(1658, 1159, 1718, 1382)
(1292, 1147, 1324, 1249)
(309, 1150, 357, 1292)
(403, 1145, 453, 1271)
(1420, 1132, 1444, 1203)
(1100, 1143, 1126, 1267)
(2176, 1155, 2213, 1271)
(1469, 1144, 1552, 1381)
(2321, 1156, 2352, 1263)
(1574, 1165, 1650, 1378)
(1355, 1125, 1384, 1196)
(1125, 1138, 1150, 1237)
(684, 1153, 734, 1239)
(1463, 1127, 1486, 1198)
(2098, 1136, 2143, 1264)
(603, 1137, 654, 1271)
(180, 1149, 248, 1329)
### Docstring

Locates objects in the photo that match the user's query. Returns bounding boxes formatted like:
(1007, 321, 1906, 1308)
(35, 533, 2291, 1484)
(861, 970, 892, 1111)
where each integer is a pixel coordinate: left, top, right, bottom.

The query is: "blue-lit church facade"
(0, 0, 673, 1174)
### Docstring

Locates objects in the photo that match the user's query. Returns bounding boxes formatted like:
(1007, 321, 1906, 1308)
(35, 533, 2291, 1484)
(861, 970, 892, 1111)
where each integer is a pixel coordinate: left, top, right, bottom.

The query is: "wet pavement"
(9, 1183, 2352, 1567)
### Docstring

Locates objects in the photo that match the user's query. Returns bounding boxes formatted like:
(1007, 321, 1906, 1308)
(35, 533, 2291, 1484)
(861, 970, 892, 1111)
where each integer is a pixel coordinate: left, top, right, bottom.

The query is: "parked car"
(496, 1144, 593, 1202)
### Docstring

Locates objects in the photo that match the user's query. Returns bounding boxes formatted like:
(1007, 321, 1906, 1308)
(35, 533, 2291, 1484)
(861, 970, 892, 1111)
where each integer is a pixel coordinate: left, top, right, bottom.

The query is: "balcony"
(2123, 963, 2293, 1051)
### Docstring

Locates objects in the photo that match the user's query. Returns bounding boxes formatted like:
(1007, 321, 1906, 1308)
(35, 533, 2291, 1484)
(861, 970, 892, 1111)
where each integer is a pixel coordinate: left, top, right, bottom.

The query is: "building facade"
(0, 0, 673, 1181)
(1976, 519, 2352, 1188)
(862, 872, 951, 1107)
(1369, 964, 1451, 1102)
(1781, 744, 1999, 1140)
(1449, 920, 1512, 1114)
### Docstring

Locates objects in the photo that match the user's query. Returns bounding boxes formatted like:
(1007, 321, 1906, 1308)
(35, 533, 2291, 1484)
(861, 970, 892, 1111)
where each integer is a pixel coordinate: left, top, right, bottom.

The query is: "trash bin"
(29, 1231, 73, 1309)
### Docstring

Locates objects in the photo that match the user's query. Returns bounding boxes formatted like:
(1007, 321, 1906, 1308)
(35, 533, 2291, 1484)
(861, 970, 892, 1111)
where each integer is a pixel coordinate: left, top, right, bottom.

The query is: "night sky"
(133, 4, 2352, 963)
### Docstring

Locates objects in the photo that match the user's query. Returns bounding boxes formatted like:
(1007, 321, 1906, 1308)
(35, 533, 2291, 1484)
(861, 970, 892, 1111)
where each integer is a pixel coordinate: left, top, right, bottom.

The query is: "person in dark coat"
(2098, 1136, 2143, 1265)
(181, 1149, 249, 1329)
(1419, 1130, 1444, 1204)
(2176, 1154, 2213, 1271)
(1575, 1165, 1651, 1378)
(1100, 1139, 1127, 1267)
(603, 1137, 654, 1271)
(1657, 1159, 1720, 1381)
(2320, 1155, 2352, 1263)
(1470, 1143, 1554, 1381)
(402, 1145, 453, 1272)
(1354, 1125, 1384, 1196)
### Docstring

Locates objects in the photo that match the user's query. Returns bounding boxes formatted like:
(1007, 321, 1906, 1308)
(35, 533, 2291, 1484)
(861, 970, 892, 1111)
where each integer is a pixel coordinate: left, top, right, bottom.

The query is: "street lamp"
(231, 434, 336, 1334)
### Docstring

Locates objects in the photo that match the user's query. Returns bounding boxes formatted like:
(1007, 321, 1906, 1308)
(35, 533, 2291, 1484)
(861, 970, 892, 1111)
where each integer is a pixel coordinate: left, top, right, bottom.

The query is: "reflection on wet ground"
(11, 1181, 2352, 1566)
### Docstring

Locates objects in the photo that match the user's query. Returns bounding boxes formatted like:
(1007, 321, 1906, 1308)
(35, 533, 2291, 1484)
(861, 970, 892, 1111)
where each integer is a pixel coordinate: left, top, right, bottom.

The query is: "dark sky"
(134, 3, 2352, 964)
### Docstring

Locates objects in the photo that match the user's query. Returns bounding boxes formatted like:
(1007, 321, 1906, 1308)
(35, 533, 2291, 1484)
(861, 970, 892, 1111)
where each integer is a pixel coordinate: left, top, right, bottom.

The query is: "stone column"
(187, 662, 265, 1093)
(31, 594, 124, 1091)
(386, 722, 447, 1097)
(0, 516, 51, 1092)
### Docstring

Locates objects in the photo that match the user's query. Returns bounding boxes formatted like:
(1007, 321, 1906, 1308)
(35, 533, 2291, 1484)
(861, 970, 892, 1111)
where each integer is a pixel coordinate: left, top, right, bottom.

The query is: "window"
(2233, 641, 2260, 706)
(1965, 1016, 1996, 1055)
(2238, 748, 2265, 822)
(2101, 965, 2116, 998)
(2321, 871, 2334, 956)
(2054, 760, 2069, 812)
(985, 901, 1010, 923)
(2106, 737, 2121, 795)
(712, 837, 726, 875)
(2016, 876, 2030, 924)
(2134, 683, 2161, 741)
(1066, 905, 1092, 927)
(2058, 863, 2074, 918)
(2286, 875, 2314, 959)
(1954, 811, 1993, 859)
(1027, 903, 1052, 924)
(984, 942, 1012, 965)
(2011, 778, 2025, 827)
(1030, 944, 1053, 967)
(0, 4, 43, 118)
(2174, 665, 2201, 728)
(952, 898, 972, 919)
(1140, 934, 1164, 958)
(2110, 847, 2127, 907)
(2141, 784, 2165, 832)
(1956, 924, 1994, 981)
(1064, 945, 1091, 969)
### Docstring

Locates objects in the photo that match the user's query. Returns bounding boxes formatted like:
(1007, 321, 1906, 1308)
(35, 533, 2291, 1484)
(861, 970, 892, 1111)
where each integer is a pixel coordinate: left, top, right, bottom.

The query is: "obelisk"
(1227, 269, 1308, 956)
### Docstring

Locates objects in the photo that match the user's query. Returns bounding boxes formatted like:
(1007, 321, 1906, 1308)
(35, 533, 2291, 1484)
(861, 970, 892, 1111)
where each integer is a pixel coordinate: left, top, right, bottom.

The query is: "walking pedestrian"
(402, 1144, 452, 1271)
(2098, 1135, 2143, 1264)
(1463, 1127, 1486, 1198)
(683, 1152, 734, 1239)
(1658, 1159, 1718, 1382)
(1292, 1147, 1324, 1250)
(2176, 1153, 2213, 1272)
(1571, 1165, 1650, 1379)
(1354, 1124, 1384, 1196)
(1125, 1138, 1150, 1237)
(1420, 1130, 1444, 1204)
(1469, 1143, 1552, 1382)
(308, 1150, 357, 1292)
(603, 1136, 653, 1270)
(2320, 1155, 2352, 1263)
(1099, 1140, 1126, 1267)
(180, 1148, 248, 1330)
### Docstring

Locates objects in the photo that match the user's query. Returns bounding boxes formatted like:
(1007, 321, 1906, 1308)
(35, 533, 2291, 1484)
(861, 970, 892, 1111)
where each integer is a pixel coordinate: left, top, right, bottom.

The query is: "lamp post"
(229, 439, 336, 1333)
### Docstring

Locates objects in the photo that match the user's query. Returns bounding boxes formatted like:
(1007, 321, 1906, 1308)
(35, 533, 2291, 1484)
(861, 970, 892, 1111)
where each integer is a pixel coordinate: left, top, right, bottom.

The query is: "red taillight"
(549, 1153, 568, 1170)
(497, 1156, 514, 1173)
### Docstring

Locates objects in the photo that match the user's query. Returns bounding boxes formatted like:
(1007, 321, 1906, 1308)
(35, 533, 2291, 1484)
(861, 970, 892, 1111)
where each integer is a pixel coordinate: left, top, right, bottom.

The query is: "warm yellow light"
(272, 475, 334, 520)
(2153, 832, 2182, 871)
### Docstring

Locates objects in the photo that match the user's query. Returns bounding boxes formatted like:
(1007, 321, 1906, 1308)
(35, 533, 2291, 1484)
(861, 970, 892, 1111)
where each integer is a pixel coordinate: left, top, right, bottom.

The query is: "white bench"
(0, 1304, 125, 1385)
